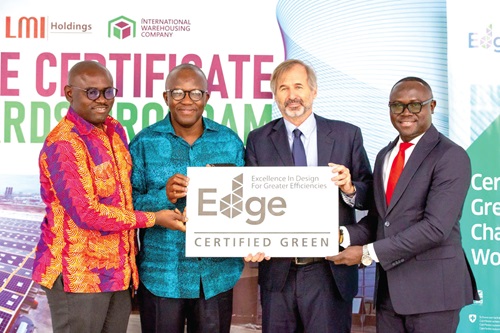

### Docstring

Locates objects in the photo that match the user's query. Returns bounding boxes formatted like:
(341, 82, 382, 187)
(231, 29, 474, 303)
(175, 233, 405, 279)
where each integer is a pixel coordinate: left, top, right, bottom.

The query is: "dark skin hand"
(153, 208, 188, 232)
(327, 245, 363, 266)
(166, 174, 189, 204)
(166, 164, 224, 203)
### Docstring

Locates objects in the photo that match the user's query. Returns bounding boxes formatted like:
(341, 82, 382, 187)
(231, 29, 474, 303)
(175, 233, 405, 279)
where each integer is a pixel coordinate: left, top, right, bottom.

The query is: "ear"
(430, 99, 436, 114)
(64, 85, 73, 103)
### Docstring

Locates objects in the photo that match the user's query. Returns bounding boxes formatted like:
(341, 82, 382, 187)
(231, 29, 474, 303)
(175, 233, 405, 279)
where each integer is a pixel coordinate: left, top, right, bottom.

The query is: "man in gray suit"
(245, 59, 373, 333)
(331, 77, 479, 332)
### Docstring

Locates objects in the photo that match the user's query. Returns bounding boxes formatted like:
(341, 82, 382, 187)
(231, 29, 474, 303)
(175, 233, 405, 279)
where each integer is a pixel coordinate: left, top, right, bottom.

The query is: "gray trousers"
(42, 274, 132, 333)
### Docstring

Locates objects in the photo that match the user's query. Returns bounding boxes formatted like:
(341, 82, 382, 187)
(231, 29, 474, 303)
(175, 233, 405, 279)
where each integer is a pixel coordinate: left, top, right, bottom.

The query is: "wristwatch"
(361, 245, 373, 266)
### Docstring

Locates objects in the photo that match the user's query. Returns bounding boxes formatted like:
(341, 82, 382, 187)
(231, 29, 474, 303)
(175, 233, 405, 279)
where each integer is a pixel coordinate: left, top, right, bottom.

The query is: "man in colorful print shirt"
(32, 60, 186, 333)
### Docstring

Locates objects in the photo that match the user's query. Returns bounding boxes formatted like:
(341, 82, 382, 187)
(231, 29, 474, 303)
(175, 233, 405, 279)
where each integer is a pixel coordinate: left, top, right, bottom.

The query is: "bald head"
(165, 63, 207, 91)
(68, 61, 113, 86)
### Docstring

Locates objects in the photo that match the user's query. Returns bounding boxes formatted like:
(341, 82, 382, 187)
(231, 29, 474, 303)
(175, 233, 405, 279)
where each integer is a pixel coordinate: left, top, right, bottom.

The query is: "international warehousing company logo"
(108, 16, 136, 39)
(469, 24, 500, 52)
(220, 174, 243, 218)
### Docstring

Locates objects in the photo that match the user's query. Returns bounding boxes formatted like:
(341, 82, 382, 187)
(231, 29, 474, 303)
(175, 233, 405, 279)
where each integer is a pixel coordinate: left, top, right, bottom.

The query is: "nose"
(180, 93, 194, 103)
(95, 92, 107, 102)
(400, 105, 413, 115)
(289, 88, 300, 98)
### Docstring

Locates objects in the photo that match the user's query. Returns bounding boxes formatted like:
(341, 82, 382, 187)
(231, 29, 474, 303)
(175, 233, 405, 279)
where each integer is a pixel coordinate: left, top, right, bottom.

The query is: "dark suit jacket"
(245, 114, 373, 301)
(347, 124, 478, 315)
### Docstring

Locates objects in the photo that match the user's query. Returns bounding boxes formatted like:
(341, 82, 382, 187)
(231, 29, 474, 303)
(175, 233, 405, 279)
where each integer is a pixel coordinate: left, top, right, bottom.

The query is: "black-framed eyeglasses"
(388, 98, 433, 115)
(70, 86, 118, 101)
(166, 89, 206, 101)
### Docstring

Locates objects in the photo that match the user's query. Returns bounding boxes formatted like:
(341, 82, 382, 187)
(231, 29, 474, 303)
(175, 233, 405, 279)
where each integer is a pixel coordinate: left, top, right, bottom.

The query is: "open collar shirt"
(129, 114, 245, 299)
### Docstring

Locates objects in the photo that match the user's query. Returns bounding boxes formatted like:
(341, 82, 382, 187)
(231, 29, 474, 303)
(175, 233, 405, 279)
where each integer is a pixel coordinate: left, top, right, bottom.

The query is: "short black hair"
(391, 76, 433, 96)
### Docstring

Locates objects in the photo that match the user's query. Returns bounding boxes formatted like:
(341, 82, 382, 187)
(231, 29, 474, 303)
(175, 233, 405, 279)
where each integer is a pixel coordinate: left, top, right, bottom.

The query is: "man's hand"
(326, 245, 363, 266)
(244, 252, 271, 263)
(329, 163, 356, 195)
(154, 208, 187, 232)
(166, 174, 189, 203)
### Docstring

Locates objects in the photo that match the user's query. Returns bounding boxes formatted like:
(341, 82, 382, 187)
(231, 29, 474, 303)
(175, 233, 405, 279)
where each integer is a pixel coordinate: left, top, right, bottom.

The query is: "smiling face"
(274, 63, 317, 127)
(163, 66, 209, 133)
(64, 61, 114, 129)
(389, 80, 436, 142)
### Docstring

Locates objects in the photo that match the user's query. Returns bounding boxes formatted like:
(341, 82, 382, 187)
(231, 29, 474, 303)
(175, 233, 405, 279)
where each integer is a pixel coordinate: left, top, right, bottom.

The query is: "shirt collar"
(283, 113, 316, 139)
(396, 131, 425, 147)
(156, 113, 217, 135)
(66, 107, 114, 136)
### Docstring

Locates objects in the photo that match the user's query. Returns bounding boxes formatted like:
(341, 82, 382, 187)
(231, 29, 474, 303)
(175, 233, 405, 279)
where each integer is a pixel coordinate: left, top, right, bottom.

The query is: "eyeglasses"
(388, 98, 433, 115)
(70, 86, 118, 101)
(166, 89, 206, 101)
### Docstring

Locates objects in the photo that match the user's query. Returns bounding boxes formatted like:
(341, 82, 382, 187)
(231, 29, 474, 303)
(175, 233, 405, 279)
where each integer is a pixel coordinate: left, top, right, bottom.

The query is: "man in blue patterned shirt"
(130, 63, 245, 333)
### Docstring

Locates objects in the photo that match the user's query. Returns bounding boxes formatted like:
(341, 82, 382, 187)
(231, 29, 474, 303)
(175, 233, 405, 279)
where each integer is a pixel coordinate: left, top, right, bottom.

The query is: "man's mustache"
(285, 98, 303, 107)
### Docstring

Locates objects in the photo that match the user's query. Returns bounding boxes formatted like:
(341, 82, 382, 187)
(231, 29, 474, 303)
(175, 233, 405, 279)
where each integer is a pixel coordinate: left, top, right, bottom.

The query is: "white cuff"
(367, 243, 379, 263)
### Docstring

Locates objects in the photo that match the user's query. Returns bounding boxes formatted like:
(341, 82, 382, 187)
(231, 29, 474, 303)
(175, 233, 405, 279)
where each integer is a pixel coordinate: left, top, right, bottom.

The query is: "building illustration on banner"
(0, 176, 44, 333)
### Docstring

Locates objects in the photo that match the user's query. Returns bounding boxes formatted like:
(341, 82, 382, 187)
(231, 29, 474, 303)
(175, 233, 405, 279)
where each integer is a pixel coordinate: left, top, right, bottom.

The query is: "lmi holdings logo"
(198, 173, 286, 225)
(5, 16, 45, 38)
(108, 16, 136, 39)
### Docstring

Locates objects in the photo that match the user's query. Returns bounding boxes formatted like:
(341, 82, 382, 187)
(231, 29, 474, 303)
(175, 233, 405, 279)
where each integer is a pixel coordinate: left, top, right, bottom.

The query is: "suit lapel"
(270, 119, 294, 166)
(386, 125, 440, 213)
(315, 115, 335, 166)
(376, 140, 396, 216)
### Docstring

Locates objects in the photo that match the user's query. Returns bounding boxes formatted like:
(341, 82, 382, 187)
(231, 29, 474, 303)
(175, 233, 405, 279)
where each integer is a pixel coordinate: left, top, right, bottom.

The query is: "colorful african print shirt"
(32, 107, 155, 293)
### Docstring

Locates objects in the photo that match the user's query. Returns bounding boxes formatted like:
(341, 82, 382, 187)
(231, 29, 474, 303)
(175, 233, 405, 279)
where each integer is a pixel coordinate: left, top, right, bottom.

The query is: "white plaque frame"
(185, 166, 339, 257)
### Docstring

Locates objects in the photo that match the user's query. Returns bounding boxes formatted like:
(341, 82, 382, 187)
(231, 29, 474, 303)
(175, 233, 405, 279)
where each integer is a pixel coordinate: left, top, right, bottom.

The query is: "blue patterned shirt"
(129, 114, 244, 299)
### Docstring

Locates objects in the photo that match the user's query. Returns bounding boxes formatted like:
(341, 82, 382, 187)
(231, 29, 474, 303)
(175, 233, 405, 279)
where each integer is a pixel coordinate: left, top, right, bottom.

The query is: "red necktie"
(386, 142, 413, 206)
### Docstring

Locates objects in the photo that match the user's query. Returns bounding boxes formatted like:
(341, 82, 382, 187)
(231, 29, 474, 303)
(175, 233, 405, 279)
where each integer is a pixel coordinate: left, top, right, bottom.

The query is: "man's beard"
(284, 106, 307, 119)
(284, 102, 312, 119)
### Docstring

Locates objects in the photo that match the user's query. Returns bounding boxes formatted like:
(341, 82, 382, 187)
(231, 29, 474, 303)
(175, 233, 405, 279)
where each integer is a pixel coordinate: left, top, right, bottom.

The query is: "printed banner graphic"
(459, 116, 500, 332)
(186, 166, 339, 257)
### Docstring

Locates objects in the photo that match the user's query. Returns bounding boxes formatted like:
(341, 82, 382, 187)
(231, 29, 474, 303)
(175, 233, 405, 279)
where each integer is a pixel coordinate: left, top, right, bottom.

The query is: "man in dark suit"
(331, 77, 479, 333)
(245, 59, 373, 333)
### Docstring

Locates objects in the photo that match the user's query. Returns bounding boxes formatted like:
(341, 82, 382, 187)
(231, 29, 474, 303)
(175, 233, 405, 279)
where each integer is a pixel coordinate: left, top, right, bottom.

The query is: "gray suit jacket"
(245, 114, 373, 300)
(347, 124, 478, 314)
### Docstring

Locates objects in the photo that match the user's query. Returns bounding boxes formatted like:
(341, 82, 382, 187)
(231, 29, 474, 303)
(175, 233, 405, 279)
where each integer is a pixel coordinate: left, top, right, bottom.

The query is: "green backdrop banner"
(459, 116, 500, 332)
